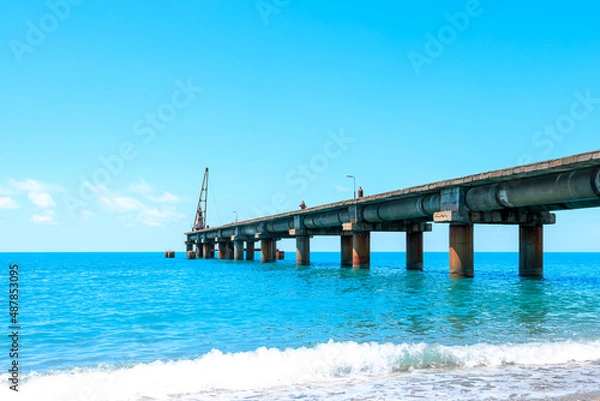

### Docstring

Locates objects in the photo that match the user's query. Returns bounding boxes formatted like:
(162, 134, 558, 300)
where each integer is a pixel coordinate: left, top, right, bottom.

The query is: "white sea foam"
(2, 339, 600, 401)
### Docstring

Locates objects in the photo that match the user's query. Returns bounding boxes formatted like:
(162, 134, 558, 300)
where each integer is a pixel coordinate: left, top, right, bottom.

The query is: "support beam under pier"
(449, 224, 474, 278)
(519, 224, 543, 277)
(296, 236, 310, 266)
(406, 231, 423, 271)
(341, 235, 353, 267)
(352, 232, 370, 269)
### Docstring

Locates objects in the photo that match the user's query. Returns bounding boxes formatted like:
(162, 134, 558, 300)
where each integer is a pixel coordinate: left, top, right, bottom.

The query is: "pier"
(185, 150, 600, 278)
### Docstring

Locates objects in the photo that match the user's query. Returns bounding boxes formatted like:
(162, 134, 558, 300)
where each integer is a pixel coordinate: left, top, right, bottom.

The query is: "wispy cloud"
(80, 210, 94, 219)
(137, 206, 186, 227)
(30, 209, 57, 225)
(0, 197, 21, 209)
(98, 181, 186, 227)
(28, 192, 56, 208)
(99, 196, 145, 213)
(0, 185, 16, 195)
(107, 201, 185, 227)
(335, 184, 350, 192)
(128, 178, 153, 194)
(8, 178, 64, 193)
(144, 192, 182, 204)
(128, 178, 183, 204)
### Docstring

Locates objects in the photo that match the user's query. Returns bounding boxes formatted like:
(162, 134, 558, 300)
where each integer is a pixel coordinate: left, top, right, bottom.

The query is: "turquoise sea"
(1, 252, 600, 400)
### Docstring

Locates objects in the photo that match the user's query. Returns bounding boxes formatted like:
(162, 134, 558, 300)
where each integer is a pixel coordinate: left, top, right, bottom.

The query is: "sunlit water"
(1, 252, 600, 400)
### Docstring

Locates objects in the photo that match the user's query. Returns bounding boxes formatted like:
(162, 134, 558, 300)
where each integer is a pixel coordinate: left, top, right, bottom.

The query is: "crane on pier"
(192, 168, 209, 231)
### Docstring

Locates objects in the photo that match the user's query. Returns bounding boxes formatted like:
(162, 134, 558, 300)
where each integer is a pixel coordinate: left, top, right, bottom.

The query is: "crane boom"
(192, 168, 209, 231)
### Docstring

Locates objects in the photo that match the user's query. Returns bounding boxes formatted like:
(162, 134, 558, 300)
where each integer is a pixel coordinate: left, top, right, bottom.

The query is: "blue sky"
(1, 0, 599, 252)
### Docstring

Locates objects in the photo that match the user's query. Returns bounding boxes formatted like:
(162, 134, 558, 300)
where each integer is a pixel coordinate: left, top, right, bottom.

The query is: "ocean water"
(1, 252, 600, 401)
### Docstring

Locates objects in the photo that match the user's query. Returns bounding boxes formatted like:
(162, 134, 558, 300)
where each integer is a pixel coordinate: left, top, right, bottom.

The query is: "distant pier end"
(185, 150, 600, 278)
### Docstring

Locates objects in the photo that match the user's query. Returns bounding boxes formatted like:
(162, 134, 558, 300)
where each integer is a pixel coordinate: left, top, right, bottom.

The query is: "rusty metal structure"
(192, 167, 209, 232)
(185, 150, 600, 278)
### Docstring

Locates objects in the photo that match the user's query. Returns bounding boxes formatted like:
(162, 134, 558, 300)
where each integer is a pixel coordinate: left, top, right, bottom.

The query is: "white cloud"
(29, 210, 57, 225)
(95, 181, 186, 227)
(99, 192, 185, 227)
(137, 206, 186, 227)
(335, 184, 350, 192)
(83, 182, 109, 195)
(0, 185, 16, 195)
(80, 210, 94, 219)
(0, 197, 21, 209)
(99, 196, 144, 212)
(128, 179, 183, 204)
(144, 192, 182, 204)
(8, 179, 64, 193)
(128, 178, 153, 194)
(28, 192, 56, 208)
(10, 178, 46, 192)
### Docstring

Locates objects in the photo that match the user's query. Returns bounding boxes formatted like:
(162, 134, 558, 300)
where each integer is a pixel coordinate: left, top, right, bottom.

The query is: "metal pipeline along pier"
(184, 150, 600, 278)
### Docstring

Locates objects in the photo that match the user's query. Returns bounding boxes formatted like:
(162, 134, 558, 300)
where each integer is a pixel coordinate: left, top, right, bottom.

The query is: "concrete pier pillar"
(195, 244, 203, 259)
(271, 240, 278, 262)
(186, 241, 195, 259)
(296, 236, 310, 266)
(234, 240, 244, 261)
(352, 232, 370, 269)
(406, 231, 423, 270)
(449, 224, 474, 278)
(341, 235, 353, 267)
(246, 241, 255, 261)
(218, 242, 227, 260)
(226, 242, 234, 260)
(203, 243, 214, 259)
(519, 224, 543, 277)
(261, 239, 275, 263)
